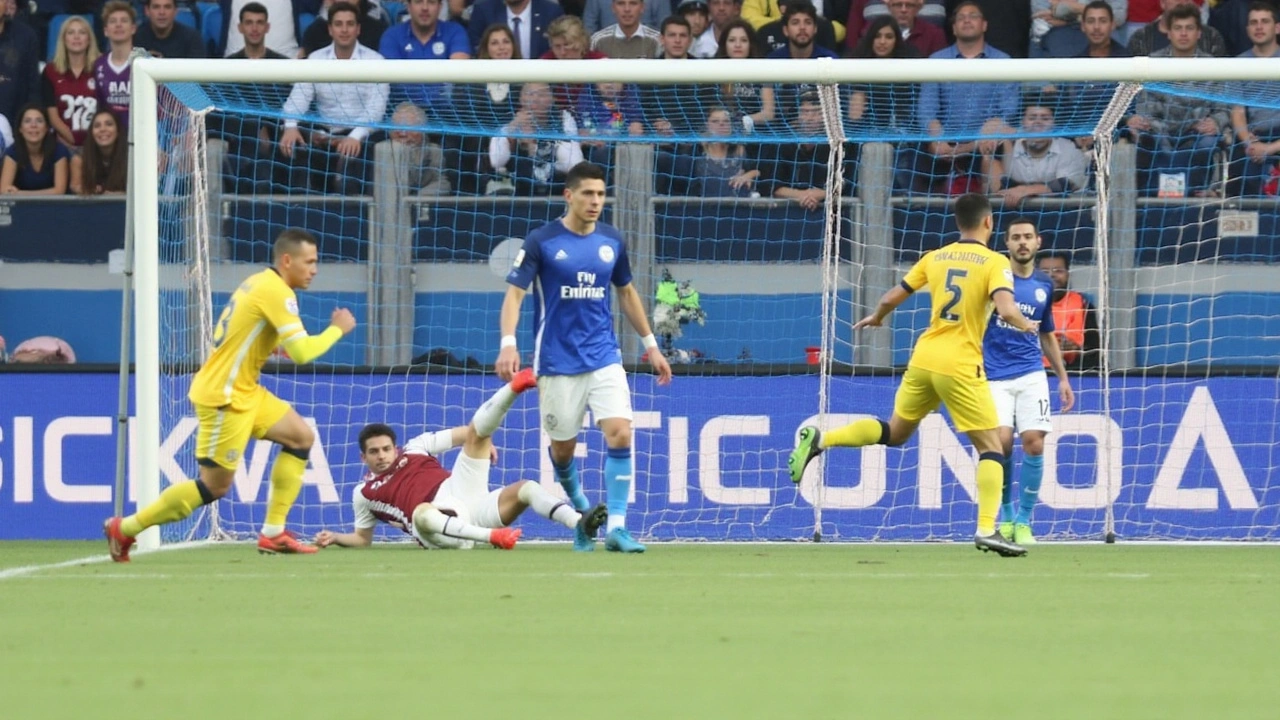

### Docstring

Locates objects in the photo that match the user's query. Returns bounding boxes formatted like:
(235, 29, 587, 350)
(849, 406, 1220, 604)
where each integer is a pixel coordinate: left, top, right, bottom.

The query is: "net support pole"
(372, 140, 412, 366)
(856, 142, 897, 368)
(131, 61, 162, 552)
(614, 143, 656, 362)
(113, 116, 138, 520)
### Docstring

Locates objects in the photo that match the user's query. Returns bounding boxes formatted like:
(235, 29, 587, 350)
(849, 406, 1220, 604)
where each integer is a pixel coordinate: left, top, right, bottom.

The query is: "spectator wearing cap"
(679, 0, 719, 55)
(757, 0, 841, 51)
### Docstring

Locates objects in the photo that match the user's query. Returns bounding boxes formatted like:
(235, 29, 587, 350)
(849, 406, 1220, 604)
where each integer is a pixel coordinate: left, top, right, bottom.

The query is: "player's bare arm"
(993, 290, 1037, 333)
(496, 285, 527, 381)
(854, 285, 912, 330)
(1039, 331, 1076, 412)
(615, 282, 673, 385)
(314, 526, 374, 548)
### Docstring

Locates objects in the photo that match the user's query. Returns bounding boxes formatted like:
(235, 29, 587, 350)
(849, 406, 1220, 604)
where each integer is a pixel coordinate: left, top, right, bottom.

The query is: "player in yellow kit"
(104, 229, 357, 561)
(788, 194, 1038, 556)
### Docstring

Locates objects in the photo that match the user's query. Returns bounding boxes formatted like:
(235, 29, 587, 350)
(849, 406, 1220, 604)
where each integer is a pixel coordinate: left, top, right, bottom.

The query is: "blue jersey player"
(496, 161, 673, 553)
(983, 218, 1075, 545)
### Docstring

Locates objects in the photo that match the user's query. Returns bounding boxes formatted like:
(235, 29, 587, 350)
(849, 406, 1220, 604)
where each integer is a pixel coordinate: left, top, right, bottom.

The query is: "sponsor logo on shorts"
(543, 413, 558, 430)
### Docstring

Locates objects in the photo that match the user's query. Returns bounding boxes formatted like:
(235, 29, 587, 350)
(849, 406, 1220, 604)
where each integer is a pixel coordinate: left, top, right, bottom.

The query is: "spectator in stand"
(1210, 0, 1251, 56)
(136, 0, 207, 57)
(757, 0, 841, 50)
(680, 0, 719, 55)
(301, 0, 388, 55)
(679, 105, 760, 196)
(845, 0, 944, 51)
(644, 16, 713, 134)
(591, 0, 663, 56)
(1, 104, 70, 194)
(388, 102, 451, 194)
(1227, 2, 1280, 196)
(468, 0, 563, 59)
(846, 16, 918, 132)
(582, 0, 668, 33)
(541, 16, 608, 110)
(1128, 0, 1225, 55)
(215, 3, 286, 194)
(770, 2, 839, 126)
(708, 0, 744, 45)
(575, 81, 644, 176)
(947, 0, 1030, 56)
(1126, 4, 1227, 195)
(487, 82, 584, 195)
(379, 0, 470, 110)
(745, 0, 846, 44)
(0, 0, 39, 130)
(1121, 0, 1200, 43)
(43, 16, 100, 151)
(223, 0, 310, 58)
(455, 24, 521, 194)
(1076, 0, 1130, 55)
(760, 93, 847, 209)
(95, 1, 138, 133)
(228, 2, 290, 57)
(716, 19, 776, 131)
(0, 115, 12, 155)
(985, 97, 1089, 205)
(1038, 252, 1100, 372)
(1032, 0, 1127, 57)
(71, 108, 128, 195)
(278, 2, 390, 194)
(904, 0, 1018, 194)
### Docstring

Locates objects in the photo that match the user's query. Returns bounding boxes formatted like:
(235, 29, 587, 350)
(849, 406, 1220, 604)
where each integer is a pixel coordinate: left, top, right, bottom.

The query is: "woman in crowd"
(0, 104, 71, 195)
(452, 24, 525, 194)
(715, 20, 776, 133)
(539, 16, 608, 110)
(845, 15, 918, 131)
(44, 16, 101, 151)
(72, 108, 128, 195)
(682, 106, 759, 197)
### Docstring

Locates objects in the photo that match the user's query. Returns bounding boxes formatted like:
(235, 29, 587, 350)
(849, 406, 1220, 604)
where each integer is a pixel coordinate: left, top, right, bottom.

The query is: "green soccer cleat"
(1013, 523, 1037, 545)
(788, 426, 823, 484)
(999, 522, 1014, 540)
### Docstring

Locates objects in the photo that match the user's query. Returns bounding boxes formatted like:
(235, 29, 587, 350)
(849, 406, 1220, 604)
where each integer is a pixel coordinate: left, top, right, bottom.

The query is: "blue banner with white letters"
(1, 373, 1276, 541)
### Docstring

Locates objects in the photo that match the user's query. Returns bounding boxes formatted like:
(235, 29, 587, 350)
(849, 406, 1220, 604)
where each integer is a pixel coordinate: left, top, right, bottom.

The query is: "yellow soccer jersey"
(901, 239, 1013, 379)
(189, 269, 308, 409)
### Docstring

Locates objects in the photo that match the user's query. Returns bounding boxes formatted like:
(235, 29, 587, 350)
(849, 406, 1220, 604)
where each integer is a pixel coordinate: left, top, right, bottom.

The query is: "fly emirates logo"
(562, 272, 606, 300)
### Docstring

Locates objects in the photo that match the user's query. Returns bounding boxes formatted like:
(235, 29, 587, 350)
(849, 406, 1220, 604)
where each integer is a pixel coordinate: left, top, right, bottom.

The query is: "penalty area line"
(0, 541, 213, 581)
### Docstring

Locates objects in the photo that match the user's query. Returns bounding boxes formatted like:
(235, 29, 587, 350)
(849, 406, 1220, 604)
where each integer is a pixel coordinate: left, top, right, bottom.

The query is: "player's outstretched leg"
(104, 476, 219, 562)
(791, 419, 892, 484)
(412, 505, 517, 550)
(973, 450, 1025, 557)
(575, 504, 608, 552)
(473, 368, 537, 439)
(550, 452, 590, 512)
(788, 426, 823, 484)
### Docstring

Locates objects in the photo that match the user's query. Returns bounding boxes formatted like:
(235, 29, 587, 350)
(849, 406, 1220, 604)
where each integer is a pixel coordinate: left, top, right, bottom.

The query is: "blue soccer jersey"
(984, 270, 1056, 381)
(506, 220, 633, 376)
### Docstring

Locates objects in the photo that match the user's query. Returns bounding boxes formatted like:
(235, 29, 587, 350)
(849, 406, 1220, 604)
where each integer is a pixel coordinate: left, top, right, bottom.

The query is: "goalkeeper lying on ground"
(314, 368, 607, 551)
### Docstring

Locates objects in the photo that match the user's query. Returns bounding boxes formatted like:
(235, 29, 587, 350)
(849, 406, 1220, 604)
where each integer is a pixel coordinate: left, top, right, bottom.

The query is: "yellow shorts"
(892, 366, 999, 433)
(193, 386, 292, 469)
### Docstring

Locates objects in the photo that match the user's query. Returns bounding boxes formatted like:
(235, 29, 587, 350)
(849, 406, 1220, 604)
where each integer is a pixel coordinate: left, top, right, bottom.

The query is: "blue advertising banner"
(1, 373, 1276, 541)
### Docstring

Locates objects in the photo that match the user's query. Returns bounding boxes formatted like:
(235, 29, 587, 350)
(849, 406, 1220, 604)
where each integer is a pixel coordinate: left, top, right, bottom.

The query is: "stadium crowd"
(1, 0, 1277, 199)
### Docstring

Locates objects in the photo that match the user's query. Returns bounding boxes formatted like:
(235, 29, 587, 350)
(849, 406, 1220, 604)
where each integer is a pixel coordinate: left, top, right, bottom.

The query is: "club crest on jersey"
(225, 448, 240, 462)
(598, 245, 615, 263)
(1035, 288, 1048, 303)
(432, 41, 445, 54)
(285, 298, 299, 315)
(1003, 268, 1014, 282)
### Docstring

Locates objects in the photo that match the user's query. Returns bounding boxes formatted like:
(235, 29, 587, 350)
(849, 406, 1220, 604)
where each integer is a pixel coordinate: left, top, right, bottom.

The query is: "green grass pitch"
(1, 541, 1276, 719)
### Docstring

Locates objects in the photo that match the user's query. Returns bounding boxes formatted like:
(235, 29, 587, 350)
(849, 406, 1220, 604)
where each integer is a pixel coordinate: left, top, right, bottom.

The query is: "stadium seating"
(176, 6, 198, 29)
(200, 3, 222, 55)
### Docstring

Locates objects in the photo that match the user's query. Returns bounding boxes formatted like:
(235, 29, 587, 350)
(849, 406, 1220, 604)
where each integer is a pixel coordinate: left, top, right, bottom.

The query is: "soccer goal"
(125, 56, 1280, 550)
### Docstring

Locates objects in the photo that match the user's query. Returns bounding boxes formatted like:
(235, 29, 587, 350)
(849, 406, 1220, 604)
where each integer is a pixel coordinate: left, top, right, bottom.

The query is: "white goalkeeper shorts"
(416, 453, 504, 549)
(989, 370, 1053, 435)
(537, 363, 633, 442)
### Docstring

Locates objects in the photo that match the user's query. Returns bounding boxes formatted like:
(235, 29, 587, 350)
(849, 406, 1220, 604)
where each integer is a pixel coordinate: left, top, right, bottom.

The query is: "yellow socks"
(263, 451, 307, 531)
(124, 480, 208, 537)
(976, 455, 1004, 536)
(822, 418, 886, 449)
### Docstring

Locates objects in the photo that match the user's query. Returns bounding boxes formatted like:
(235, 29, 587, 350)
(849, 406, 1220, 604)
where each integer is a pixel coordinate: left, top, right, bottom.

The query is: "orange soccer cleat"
(511, 367, 538, 394)
(103, 517, 135, 563)
(489, 527, 522, 550)
(257, 529, 318, 555)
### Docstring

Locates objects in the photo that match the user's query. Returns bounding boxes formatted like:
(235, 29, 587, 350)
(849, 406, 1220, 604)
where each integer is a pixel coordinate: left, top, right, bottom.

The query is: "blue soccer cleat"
(604, 527, 646, 553)
(574, 504, 607, 552)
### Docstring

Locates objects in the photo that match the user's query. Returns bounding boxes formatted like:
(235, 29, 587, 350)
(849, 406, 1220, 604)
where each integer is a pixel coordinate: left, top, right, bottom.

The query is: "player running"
(314, 369, 609, 550)
(985, 218, 1075, 545)
(495, 161, 673, 553)
(788, 194, 1037, 557)
(104, 229, 357, 561)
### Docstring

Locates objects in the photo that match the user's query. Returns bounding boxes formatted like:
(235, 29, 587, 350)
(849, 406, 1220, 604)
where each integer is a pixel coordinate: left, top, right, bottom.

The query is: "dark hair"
(1165, 4, 1201, 28)
(1004, 216, 1038, 236)
(1021, 90, 1058, 116)
(852, 16, 910, 58)
(328, 1, 361, 25)
(478, 23, 523, 59)
(661, 14, 691, 34)
(951, 0, 982, 22)
(1040, 250, 1072, 270)
(239, 2, 269, 21)
(273, 228, 319, 260)
(1249, 1, 1279, 23)
(145, 0, 174, 7)
(797, 90, 821, 107)
(1082, 0, 1114, 21)
(358, 423, 397, 453)
(714, 18, 763, 57)
(953, 193, 992, 231)
(102, 1, 137, 25)
(13, 104, 56, 177)
(782, 1, 818, 26)
(565, 161, 606, 189)
(79, 108, 128, 196)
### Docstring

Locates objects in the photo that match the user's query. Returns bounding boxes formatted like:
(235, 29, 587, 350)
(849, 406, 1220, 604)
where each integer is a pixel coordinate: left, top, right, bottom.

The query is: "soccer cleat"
(788, 426, 823, 484)
(574, 504, 608, 552)
(103, 517, 135, 563)
(974, 531, 1027, 558)
(604, 527, 646, 553)
(999, 522, 1014, 540)
(1012, 523, 1037, 545)
(257, 529, 318, 555)
(511, 367, 538, 394)
(489, 527, 522, 550)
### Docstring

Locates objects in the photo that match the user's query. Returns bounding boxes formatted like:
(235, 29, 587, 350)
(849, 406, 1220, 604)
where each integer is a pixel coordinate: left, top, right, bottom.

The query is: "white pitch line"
(0, 542, 211, 582)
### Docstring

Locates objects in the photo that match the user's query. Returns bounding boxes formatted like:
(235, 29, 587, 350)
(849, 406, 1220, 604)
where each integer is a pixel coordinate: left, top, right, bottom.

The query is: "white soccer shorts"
(417, 453, 504, 549)
(536, 363, 633, 442)
(988, 370, 1054, 434)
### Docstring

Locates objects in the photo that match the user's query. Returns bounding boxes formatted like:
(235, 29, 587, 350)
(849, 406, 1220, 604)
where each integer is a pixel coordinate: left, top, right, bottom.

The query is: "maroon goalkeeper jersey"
(356, 453, 451, 533)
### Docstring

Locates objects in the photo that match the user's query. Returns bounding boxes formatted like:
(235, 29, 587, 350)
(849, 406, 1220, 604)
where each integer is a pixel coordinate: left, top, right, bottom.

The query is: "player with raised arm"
(985, 218, 1075, 545)
(104, 229, 356, 561)
(314, 369, 609, 551)
(495, 161, 673, 554)
(788, 194, 1038, 557)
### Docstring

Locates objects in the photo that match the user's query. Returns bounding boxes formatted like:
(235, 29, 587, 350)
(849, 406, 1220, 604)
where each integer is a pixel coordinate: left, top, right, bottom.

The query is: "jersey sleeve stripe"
(280, 330, 308, 345)
(990, 287, 1013, 298)
(276, 322, 303, 334)
(900, 280, 916, 294)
